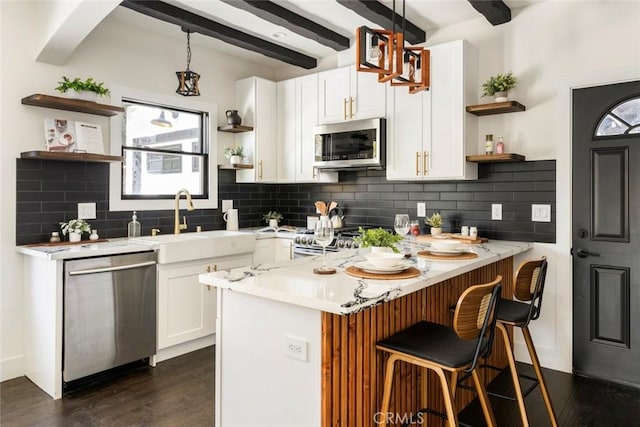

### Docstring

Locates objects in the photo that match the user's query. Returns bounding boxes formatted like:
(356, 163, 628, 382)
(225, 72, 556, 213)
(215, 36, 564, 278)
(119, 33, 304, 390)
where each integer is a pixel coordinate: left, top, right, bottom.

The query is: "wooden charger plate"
(417, 250, 478, 261)
(345, 265, 421, 280)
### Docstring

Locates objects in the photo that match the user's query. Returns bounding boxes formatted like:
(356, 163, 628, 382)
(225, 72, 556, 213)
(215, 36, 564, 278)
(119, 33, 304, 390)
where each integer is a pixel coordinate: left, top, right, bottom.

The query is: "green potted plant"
(354, 227, 403, 253)
(224, 146, 245, 165)
(59, 218, 91, 242)
(481, 71, 517, 102)
(55, 76, 111, 102)
(263, 211, 283, 227)
(424, 212, 443, 236)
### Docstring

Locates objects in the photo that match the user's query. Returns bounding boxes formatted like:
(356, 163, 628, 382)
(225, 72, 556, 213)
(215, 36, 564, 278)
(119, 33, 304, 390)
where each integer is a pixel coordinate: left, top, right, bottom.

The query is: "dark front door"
(572, 80, 640, 386)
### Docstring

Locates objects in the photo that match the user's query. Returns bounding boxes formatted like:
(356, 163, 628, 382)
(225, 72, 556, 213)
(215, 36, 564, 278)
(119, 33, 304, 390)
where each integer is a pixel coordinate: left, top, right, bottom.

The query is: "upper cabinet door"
(277, 79, 296, 182)
(351, 67, 386, 121)
(296, 74, 319, 181)
(318, 67, 350, 124)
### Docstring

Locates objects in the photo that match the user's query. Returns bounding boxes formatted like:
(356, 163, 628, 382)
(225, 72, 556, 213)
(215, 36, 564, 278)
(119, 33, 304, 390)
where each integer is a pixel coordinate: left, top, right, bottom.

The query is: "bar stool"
(376, 276, 503, 427)
(494, 257, 558, 427)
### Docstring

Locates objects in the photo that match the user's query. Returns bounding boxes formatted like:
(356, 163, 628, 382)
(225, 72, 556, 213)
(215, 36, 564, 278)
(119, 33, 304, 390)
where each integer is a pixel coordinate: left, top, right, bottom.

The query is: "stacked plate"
(428, 239, 468, 256)
(357, 252, 410, 275)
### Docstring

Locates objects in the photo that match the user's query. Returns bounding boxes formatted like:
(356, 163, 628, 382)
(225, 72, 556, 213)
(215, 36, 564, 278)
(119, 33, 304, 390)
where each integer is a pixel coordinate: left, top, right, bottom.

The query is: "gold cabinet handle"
(349, 97, 354, 118)
(423, 151, 429, 175)
(206, 265, 211, 273)
(343, 98, 347, 120)
(415, 152, 421, 176)
(214, 265, 218, 272)
(289, 241, 293, 260)
(258, 160, 263, 180)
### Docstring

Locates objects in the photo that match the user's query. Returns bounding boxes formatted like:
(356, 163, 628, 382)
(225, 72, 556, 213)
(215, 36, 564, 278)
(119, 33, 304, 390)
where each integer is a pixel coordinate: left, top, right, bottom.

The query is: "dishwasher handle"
(68, 260, 156, 276)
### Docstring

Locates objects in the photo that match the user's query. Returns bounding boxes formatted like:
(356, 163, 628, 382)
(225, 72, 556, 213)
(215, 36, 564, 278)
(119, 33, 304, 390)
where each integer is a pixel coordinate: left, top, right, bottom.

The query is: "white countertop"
(199, 240, 533, 315)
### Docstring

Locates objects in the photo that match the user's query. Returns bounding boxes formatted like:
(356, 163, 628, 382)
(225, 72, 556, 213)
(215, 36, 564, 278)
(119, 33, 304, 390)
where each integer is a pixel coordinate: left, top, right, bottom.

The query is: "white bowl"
(429, 239, 461, 251)
(364, 252, 404, 268)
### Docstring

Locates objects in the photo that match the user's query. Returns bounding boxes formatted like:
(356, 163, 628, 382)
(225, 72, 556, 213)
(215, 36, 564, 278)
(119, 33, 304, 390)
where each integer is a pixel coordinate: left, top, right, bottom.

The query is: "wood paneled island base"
(321, 258, 513, 427)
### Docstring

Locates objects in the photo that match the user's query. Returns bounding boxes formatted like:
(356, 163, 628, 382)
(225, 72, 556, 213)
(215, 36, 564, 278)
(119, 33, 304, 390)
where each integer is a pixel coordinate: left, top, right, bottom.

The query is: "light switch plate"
(221, 200, 233, 213)
(532, 204, 551, 222)
(417, 202, 426, 217)
(491, 204, 502, 221)
(78, 203, 96, 219)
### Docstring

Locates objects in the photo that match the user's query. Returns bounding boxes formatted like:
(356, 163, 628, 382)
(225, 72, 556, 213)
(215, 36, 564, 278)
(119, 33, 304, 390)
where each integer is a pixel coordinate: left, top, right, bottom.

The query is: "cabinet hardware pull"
(415, 152, 420, 176)
(214, 265, 218, 272)
(289, 241, 293, 259)
(349, 97, 354, 118)
(206, 266, 211, 273)
(424, 151, 429, 175)
(68, 261, 156, 276)
(258, 160, 263, 180)
(343, 98, 347, 120)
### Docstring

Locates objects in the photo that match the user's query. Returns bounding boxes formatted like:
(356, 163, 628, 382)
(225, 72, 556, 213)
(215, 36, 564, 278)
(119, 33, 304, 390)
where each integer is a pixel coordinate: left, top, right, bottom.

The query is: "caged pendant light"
(176, 30, 201, 97)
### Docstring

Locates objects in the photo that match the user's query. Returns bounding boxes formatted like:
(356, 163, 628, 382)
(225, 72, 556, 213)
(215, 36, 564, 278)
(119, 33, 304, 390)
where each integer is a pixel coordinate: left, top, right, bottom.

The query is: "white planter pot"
(269, 219, 279, 228)
(69, 232, 82, 242)
(229, 155, 242, 165)
(430, 227, 443, 236)
(65, 89, 98, 102)
(494, 91, 508, 102)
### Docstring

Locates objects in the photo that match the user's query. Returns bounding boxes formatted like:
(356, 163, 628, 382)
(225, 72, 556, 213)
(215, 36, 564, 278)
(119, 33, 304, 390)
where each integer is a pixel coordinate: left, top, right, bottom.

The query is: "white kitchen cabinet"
(235, 77, 277, 183)
(318, 65, 386, 124)
(275, 238, 293, 261)
(277, 75, 337, 183)
(157, 254, 251, 356)
(253, 237, 294, 265)
(386, 39, 478, 181)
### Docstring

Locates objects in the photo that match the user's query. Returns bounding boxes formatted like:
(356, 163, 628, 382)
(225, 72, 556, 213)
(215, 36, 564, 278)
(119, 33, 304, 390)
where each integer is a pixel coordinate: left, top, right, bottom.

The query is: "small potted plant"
(425, 212, 443, 236)
(55, 76, 111, 102)
(263, 211, 283, 228)
(481, 71, 517, 102)
(224, 146, 245, 165)
(354, 227, 403, 253)
(59, 218, 91, 242)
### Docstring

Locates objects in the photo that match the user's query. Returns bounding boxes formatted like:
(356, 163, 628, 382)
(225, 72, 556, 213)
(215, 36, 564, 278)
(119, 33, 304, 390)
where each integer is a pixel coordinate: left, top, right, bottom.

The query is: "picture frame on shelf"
(44, 119, 104, 154)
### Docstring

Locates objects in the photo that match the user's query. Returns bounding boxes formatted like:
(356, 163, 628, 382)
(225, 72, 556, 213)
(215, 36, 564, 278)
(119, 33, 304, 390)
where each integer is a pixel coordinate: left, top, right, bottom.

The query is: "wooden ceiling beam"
(120, 0, 317, 69)
(220, 0, 350, 51)
(336, 0, 426, 45)
(467, 0, 511, 25)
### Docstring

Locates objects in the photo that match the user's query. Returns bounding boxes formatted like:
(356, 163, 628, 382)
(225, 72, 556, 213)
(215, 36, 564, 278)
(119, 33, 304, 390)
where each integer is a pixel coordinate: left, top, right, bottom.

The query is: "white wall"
(0, 1, 277, 381)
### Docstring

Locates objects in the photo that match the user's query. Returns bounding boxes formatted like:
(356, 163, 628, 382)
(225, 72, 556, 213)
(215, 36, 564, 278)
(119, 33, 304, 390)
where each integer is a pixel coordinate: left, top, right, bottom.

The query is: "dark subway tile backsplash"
(15, 159, 556, 245)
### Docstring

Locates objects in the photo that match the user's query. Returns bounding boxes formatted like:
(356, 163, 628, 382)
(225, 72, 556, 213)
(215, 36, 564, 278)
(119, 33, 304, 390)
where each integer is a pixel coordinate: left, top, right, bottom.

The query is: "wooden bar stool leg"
(522, 327, 558, 427)
(497, 322, 530, 427)
(380, 354, 399, 426)
(420, 367, 428, 408)
(434, 367, 458, 426)
(472, 369, 497, 427)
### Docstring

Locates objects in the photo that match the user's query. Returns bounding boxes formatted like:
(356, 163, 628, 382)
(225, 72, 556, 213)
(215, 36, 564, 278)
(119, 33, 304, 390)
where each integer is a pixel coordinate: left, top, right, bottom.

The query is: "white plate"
(428, 248, 468, 256)
(356, 261, 409, 274)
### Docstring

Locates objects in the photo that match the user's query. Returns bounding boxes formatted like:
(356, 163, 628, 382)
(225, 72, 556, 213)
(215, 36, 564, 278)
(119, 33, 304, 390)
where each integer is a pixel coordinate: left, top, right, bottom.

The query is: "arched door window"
(595, 97, 640, 137)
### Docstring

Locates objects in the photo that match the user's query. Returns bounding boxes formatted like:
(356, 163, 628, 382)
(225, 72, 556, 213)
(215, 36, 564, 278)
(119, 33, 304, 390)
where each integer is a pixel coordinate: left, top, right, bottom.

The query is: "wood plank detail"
(465, 100, 526, 116)
(466, 153, 526, 163)
(21, 94, 124, 116)
(321, 258, 514, 427)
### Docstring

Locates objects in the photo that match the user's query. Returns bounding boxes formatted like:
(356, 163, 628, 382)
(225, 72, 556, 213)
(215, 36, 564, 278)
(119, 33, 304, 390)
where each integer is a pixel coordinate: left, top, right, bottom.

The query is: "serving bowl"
(429, 239, 462, 252)
(364, 252, 405, 268)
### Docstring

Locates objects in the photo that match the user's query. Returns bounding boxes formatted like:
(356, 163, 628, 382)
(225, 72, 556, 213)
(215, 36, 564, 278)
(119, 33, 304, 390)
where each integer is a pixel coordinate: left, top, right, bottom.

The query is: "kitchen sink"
(132, 230, 257, 264)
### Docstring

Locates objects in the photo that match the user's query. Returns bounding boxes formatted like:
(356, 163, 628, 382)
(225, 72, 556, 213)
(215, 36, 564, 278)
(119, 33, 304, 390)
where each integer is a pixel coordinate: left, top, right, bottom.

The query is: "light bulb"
(368, 35, 381, 61)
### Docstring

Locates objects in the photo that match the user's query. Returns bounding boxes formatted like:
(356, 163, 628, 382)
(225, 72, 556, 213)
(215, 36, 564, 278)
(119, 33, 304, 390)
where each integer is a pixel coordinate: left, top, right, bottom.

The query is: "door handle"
(571, 248, 600, 258)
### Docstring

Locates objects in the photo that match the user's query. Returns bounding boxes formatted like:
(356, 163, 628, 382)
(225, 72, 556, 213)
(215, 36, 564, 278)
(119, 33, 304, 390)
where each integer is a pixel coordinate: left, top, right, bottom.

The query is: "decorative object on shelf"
(44, 119, 104, 154)
(485, 134, 494, 155)
(55, 76, 111, 102)
(224, 146, 244, 165)
(496, 136, 505, 154)
(89, 230, 100, 241)
(150, 111, 172, 127)
(425, 212, 443, 236)
(262, 210, 283, 228)
(354, 227, 403, 253)
(355, 0, 429, 94)
(481, 71, 517, 102)
(225, 110, 242, 125)
(49, 232, 61, 243)
(176, 30, 200, 97)
(59, 218, 91, 242)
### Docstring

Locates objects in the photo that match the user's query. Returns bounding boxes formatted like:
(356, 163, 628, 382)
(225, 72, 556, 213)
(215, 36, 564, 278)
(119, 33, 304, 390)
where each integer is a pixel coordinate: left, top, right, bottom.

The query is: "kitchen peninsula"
(200, 240, 532, 427)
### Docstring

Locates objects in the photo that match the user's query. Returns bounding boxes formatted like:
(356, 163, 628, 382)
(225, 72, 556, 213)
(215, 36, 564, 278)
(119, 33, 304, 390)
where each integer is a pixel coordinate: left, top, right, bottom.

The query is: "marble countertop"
(199, 240, 533, 315)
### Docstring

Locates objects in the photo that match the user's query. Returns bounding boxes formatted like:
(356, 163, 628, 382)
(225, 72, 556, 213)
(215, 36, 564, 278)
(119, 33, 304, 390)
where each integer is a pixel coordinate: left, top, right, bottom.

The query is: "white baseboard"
(154, 334, 215, 363)
(1, 355, 25, 382)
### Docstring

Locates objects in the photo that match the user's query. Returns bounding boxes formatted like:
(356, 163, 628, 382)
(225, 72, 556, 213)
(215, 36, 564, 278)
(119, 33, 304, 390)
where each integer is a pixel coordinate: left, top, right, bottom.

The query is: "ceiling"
(109, 0, 540, 71)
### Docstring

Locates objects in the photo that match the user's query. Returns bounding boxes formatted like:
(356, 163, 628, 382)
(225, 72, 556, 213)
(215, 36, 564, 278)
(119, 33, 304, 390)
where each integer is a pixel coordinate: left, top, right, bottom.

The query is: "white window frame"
(109, 85, 218, 211)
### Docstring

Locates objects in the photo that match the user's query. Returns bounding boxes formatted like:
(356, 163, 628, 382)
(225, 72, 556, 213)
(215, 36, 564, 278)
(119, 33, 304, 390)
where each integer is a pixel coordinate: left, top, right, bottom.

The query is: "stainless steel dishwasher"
(63, 251, 157, 385)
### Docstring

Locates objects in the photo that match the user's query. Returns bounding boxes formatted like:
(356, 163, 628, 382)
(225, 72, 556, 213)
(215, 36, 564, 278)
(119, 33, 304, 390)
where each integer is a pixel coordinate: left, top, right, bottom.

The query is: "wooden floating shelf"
(466, 153, 526, 163)
(20, 151, 124, 163)
(217, 124, 254, 133)
(218, 163, 253, 170)
(465, 101, 526, 116)
(21, 94, 124, 117)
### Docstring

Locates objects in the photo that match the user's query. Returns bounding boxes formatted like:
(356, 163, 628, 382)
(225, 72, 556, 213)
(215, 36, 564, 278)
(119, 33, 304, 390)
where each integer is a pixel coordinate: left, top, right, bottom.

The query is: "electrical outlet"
(491, 204, 502, 221)
(221, 200, 233, 213)
(285, 335, 308, 362)
(532, 204, 551, 222)
(78, 203, 96, 220)
(417, 202, 426, 217)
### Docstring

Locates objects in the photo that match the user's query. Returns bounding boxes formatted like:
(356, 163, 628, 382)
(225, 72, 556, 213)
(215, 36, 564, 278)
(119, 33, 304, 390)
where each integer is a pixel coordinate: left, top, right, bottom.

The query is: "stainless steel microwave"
(313, 118, 386, 170)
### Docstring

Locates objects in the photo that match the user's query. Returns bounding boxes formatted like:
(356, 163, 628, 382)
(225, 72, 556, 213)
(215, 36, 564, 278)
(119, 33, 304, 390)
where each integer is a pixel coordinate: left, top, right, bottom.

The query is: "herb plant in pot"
(60, 219, 91, 242)
(481, 71, 517, 102)
(354, 227, 403, 253)
(224, 146, 244, 165)
(425, 212, 443, 236)
(55, 76, 111, 102)
(263, 211, 283, 228)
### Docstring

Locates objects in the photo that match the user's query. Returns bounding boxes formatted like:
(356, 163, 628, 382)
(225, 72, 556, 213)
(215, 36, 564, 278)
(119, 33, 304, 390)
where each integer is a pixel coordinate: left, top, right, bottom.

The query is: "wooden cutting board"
(416, 233, 488, 244)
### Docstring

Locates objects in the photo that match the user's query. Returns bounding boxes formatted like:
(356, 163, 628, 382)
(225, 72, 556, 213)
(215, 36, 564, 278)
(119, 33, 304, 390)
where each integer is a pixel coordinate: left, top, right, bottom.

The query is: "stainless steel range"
(293, 227, 365, 257)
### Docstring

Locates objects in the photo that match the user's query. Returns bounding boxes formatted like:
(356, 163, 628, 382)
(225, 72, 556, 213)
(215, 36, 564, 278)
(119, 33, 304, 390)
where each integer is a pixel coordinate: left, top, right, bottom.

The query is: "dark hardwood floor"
(2, 347, 640, 426)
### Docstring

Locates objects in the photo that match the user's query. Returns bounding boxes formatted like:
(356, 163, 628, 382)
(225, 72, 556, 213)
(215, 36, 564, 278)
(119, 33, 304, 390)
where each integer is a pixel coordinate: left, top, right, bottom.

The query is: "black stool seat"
(378, 321, 490, 369)
(497, 299, 538, 325)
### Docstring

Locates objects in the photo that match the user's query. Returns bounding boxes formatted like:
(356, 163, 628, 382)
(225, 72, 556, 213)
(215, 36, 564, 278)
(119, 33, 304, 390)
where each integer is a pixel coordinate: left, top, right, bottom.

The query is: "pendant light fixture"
(150, 110, 173, 128)
(176, 30, 201, 97)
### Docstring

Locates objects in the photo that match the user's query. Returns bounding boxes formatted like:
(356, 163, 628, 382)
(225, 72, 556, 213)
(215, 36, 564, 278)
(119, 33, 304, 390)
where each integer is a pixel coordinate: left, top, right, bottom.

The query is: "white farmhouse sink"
(132, 230, 257, 264)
